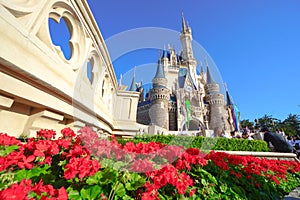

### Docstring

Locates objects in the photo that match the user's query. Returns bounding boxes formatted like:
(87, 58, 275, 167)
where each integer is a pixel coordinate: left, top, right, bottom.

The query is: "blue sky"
(51, 0, 300, 121)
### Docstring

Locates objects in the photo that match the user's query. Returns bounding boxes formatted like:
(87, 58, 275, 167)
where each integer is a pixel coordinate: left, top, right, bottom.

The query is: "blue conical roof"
(129, 76, 137, 91)
(154, 60, 165, 79)
(226, 90, 234, 106)
(206, 66, 216, 84)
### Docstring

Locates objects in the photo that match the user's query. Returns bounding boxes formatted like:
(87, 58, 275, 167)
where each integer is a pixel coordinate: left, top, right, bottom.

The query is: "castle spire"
(154, 60, 165, 79)
(129, 67, 137, 91)
(224, 83, 234, 106)
(200, 61, 204, 73)
(206, 65, 216, 84)
(181, 12, 187, 32)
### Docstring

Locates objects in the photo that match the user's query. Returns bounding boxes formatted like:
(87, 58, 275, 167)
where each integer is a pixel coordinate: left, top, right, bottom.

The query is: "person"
(277, 128, 285, 137)
(242, 131, 253, 140)
(261, 127, 293, 153)
(230, 130, 236, 138)
(286, 136, 294, 147)
(293, 135, 300, 150)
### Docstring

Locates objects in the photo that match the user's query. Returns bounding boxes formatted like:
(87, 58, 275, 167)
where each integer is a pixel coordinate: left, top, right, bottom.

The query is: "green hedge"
(117, 135, 269, 152)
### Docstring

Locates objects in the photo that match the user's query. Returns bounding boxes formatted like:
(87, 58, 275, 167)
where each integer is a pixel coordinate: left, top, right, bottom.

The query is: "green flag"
(185, 99, 191, 127)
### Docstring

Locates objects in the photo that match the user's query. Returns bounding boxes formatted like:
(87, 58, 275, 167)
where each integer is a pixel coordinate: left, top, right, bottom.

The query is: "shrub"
(119, 135, 270, 152)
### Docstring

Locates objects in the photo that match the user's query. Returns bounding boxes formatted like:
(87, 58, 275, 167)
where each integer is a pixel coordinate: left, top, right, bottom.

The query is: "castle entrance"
(182, 119, 205, 131)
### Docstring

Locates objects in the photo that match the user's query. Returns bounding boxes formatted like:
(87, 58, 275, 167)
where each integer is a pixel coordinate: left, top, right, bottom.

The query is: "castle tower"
(180, 12, 197, 88)
(149, 60, 170, 129)
(180, 12, 193, 61)
(205, 66, 228, 131)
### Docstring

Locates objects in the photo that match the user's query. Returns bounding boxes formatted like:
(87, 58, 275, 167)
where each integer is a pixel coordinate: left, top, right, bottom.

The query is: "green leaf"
(115, 183, 126, 197)
(86, 171, 102, 185)
(0, 145, 20, 156)
(67, 187, 82, 200)
(58, 160, 67, 166)
(80, 185, 102, 200)
(113, 161, 126, 170)
(220, 184, 227, 193)
(125, 173, 146, 191)
(119, 195, 134, 200)
(100, 158, 115, 168)
(201, 178, 207, 186)
(100, 168, 118, 185)
(14, 165, 50, 182)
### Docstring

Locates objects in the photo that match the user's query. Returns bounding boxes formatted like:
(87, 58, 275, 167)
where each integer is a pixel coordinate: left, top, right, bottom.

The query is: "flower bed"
(0, 127, 299, 199)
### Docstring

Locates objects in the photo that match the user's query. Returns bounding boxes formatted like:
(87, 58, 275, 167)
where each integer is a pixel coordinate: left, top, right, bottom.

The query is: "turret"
(152, 60, 168, 88)
(149, 60, 170, 129)
(205, 65, 228, 131)
(225, 89, 234, 106)
(225, 84, 239, 131)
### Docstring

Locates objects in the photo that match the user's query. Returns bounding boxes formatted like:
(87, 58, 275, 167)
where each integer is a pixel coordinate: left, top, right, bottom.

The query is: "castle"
(129, 14, 239, 134)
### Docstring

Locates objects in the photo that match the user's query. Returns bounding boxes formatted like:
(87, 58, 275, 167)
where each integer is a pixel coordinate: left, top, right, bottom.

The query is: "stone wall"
(0, 0, 140, 137)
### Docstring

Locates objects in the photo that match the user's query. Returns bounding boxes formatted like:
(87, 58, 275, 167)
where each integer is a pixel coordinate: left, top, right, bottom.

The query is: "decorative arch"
(180, 117, 206, 131)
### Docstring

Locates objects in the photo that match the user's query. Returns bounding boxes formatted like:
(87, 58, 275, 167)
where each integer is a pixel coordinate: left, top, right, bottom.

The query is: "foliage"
(242, 113, 300, 136)
(240, 119, 254, 129)
(119, 134, 269, 152)
(255, 115, 280, 132)
(281, 114, 300, 136)
(0, 128, 300, 200)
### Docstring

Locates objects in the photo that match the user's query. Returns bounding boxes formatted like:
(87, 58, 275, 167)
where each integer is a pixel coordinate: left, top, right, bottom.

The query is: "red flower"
(0, 133, 22, 146)
(37, 129, 56, 140)
(0, 179, 32, 200)
(61, 127, 76, 139)
(17, 155, 35, 169)
(130, 158, 155, 173)
(64, 157, 100, 180)
(190, 188, 196, 197)
(57, 187, 68, 200)
(230, 171, 242, 178)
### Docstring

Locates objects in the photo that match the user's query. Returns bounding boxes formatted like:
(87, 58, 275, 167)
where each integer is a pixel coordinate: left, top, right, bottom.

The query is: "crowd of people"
(214, 126, 300, 157)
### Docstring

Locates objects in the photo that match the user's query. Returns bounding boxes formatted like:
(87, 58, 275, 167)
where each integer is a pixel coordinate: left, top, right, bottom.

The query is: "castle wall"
(169, 102, 177, 131)
(149, 88, 170, 129)
(0, 0, 140, 137)
(137, 106, 151, 125)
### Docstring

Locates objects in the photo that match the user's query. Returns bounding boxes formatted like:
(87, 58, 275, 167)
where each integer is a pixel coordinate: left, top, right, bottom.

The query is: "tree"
(281, 114, 300, 136)
(256, 115, 281, 131)
(240, 119, 253, 129)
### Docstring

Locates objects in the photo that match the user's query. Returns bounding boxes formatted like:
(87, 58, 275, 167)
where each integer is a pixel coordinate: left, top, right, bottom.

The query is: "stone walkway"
(283, 187, 300, 199)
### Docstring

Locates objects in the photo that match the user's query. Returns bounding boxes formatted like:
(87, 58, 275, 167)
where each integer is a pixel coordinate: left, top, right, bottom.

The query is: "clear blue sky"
(54, 0, 300, 122)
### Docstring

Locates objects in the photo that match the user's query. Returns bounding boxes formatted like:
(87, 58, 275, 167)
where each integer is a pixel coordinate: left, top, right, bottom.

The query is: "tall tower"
(149, 60, 170, 129)
(180, 12, 197, 87)
(205, 66, 228, 131)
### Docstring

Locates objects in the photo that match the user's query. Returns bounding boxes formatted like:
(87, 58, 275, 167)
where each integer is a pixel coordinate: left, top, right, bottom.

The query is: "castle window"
(102, 79, 105, 97)
(87, 59, 94, 84)
(48, 17, 71, 60)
